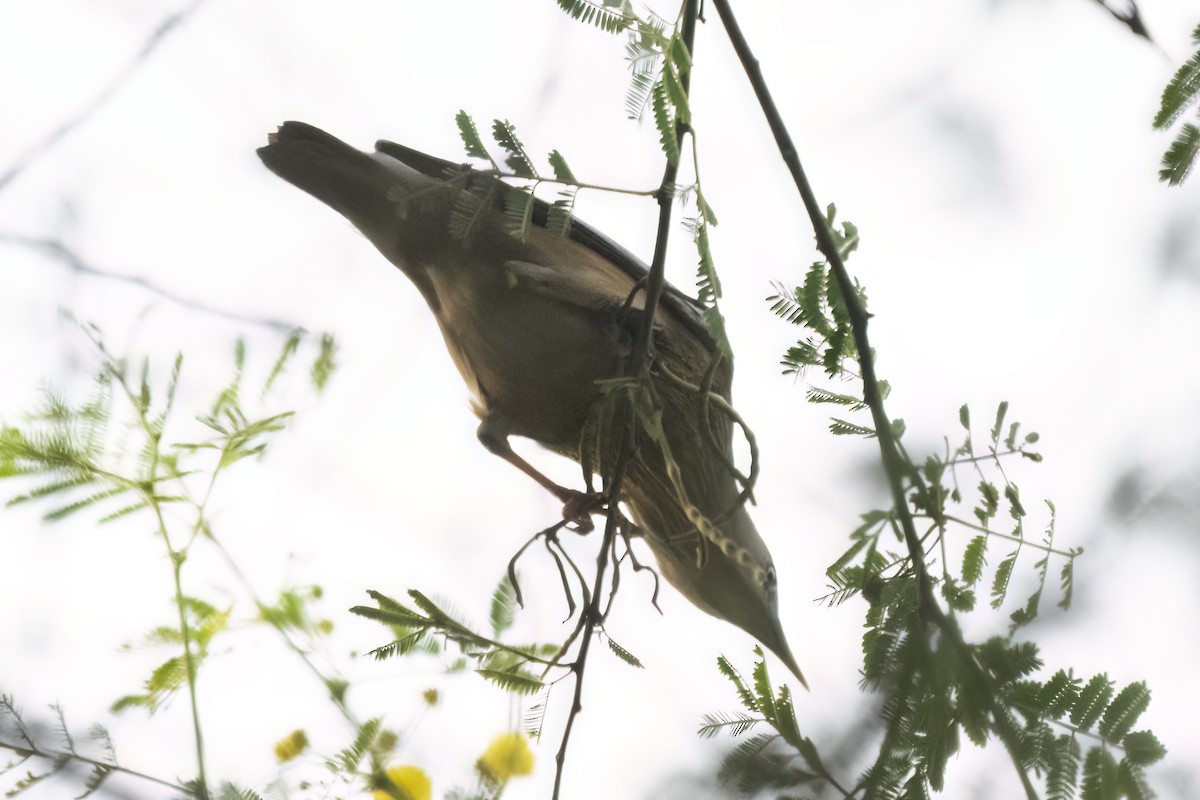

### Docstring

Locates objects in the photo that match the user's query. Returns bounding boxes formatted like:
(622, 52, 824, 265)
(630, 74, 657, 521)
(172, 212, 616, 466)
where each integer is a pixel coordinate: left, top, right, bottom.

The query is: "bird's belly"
(433, 282, 623, 456)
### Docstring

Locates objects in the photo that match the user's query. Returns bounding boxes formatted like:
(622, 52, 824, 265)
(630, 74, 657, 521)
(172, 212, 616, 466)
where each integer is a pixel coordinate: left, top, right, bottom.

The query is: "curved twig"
(711, 1, 1040, 796)
(552, 3, 701, 795)
(654, 360, 761, 523)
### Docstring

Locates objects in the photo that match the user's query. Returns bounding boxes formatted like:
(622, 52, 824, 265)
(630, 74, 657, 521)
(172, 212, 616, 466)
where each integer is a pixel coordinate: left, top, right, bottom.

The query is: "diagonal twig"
(1089, 0, 1154, 44)
(709, 1, 1040, 797)
(1, 232, 300, 332)
(0, 0, 211, 195)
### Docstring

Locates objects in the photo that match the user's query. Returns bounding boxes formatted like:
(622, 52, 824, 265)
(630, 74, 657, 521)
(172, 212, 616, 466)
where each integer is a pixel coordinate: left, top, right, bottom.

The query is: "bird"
(257, 121, 805, 686)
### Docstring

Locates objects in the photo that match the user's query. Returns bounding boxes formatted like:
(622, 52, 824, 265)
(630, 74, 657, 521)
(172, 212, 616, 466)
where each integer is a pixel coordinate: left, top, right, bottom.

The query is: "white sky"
(2, 1, 1200, 798)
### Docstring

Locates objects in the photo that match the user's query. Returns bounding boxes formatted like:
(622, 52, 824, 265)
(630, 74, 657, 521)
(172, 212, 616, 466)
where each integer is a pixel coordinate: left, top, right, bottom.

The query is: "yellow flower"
(374, 764, 431, 800)
(476, 732, 535, 783)
(272, 729, 308, 762)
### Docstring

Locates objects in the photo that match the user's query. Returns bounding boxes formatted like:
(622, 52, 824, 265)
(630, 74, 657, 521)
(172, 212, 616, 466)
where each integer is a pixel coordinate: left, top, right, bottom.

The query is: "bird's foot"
(557, 489, 603, 533)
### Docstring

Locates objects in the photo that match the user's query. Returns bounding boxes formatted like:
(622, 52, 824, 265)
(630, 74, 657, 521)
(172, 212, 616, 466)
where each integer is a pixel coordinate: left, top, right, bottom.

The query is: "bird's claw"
(559, 489, 602, 533)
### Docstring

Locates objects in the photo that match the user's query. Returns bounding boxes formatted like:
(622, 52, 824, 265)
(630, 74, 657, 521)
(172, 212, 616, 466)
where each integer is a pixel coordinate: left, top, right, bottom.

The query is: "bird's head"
(626, 476, 806, 688)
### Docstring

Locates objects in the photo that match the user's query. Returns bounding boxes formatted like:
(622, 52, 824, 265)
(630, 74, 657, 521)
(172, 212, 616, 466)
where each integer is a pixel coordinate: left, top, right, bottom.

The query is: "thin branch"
(208, 535, 362, 727)
(0, 232, 300, 332)
(946, 448, 1037, 468)
(710, 1, 1040, 797)
(655, 359, 760, 517)
(931, 513, 1078, 559)
(1089, 0, 1155, 45)
(484, 169, 660, 198)
(0, 0, 210, 194)
(112, 357, 210, 794)
(0, 737, 185, 794)
(169, 408, 363, 727)
(551, 449, 630, 800)
(630, 42, 693, 372)
(552, 3, 701, 796)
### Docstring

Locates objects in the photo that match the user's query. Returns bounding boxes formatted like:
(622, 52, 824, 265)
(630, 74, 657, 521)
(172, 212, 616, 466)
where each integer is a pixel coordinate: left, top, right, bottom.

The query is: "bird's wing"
(373, 138, 717, 357)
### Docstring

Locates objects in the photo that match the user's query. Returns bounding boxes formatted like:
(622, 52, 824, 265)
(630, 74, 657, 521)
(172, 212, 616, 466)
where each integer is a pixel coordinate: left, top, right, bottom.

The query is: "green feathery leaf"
(547, 149, 576, 184)
(553, 0, 634, 34)
(991, 401, 1009, 445)
(1059, 554, 1077, 610)
(455, 110, 491, 161)
(1098, 682, 1150, 742)
(311, 333, 337, 392)
(806, 387, 865, 409)
(717, 656, 759, 713)
(1046, 733, 1081, 800)
(605, 636, 644, 668)
(1159, 122, 1200, 185)
(623, 29, 662, 120)
(477, 667, 544, 695)
(1121, 730, 1166, 766)
(1080, 745, 1119, 800)
(651, 79, 679, 164)
(829, 418, 876, 437)
(990, 549, 1018, 608)
(546, 189, 576, 237)
(1153, 51, 1200, 129)
(962, 535, 987, 585)
(1071, 674, 1115, 730)
(448, 180, 497, 242)
(330, 718, 381, 772)
(750, 651, 778, 723)
(489, 574, 518, 636)
(662, 59, 691, 124)
(689, 218, 721, 305)
(697, 710, 760, 740)
(502, 185, 536, 241)
(492, 120, 536, 178)
(1039, 670, 1082, 718)
(800, 263, 832, 337)
(263, 331, 302, 396)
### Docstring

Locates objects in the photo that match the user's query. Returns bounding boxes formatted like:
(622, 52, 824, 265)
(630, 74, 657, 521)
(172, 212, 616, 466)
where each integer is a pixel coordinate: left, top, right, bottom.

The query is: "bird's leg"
(476, 416, 600, 530)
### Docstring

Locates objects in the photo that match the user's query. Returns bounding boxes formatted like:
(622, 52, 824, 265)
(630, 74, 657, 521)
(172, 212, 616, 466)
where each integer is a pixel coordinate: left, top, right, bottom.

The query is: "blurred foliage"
(1154, 22, 1200, 186)
(700, 209, 1164, 800)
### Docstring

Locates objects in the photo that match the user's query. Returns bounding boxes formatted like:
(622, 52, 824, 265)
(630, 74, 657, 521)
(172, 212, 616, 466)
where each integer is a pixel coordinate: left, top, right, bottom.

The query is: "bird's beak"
(765, 615, 808, 690)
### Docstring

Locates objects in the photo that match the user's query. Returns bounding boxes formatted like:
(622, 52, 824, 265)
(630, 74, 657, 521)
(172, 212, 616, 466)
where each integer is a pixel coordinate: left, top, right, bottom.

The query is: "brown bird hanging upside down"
(257, 122, 805, 686)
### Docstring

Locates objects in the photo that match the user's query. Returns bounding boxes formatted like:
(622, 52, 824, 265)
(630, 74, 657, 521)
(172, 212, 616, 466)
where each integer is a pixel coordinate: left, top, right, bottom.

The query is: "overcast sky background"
(3, 1, 1200, 798)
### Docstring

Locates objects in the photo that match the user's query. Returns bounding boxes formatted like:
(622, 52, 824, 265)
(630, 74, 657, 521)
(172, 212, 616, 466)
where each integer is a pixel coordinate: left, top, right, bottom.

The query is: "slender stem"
(946, 448, 1035, 468)
(552, 3, 701, 795)
(630, 1, 699, 373)
(208, 535, 361, 725)
(186, 443, 361, 726)
(148, 444, 208, 795)
(0, 738, 186, 792)
(104, 357, 209, 794)
(551, 451, 629, 800)
(0, 232, 297, 332)
(709, 2, 1039, 797)
(483, 170, 659, 198)
(930, 513, 1077, 558)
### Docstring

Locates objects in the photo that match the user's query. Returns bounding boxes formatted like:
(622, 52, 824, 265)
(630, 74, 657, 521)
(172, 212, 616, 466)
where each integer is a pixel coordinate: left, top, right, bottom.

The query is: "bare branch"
(0, 232, 300, 332)
(0, 0, 211, 194)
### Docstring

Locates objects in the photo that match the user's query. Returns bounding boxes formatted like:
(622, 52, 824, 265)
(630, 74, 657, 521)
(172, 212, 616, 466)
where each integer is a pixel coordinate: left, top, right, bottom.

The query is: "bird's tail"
(257, 122, 401, 241)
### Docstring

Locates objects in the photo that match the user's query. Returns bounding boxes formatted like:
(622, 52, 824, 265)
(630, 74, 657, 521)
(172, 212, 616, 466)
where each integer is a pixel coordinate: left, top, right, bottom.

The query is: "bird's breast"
(423, 258, 629, 456)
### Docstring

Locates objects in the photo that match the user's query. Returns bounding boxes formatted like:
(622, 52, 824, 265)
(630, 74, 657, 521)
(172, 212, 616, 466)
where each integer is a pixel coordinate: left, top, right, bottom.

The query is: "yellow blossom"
(476, 732, 535, 783)
(374, 764, 431, 800)
(272, 729, 308, 762)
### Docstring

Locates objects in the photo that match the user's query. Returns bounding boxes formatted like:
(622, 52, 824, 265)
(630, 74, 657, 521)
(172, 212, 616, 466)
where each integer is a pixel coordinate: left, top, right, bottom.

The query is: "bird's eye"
(764, 566, 777, 586)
